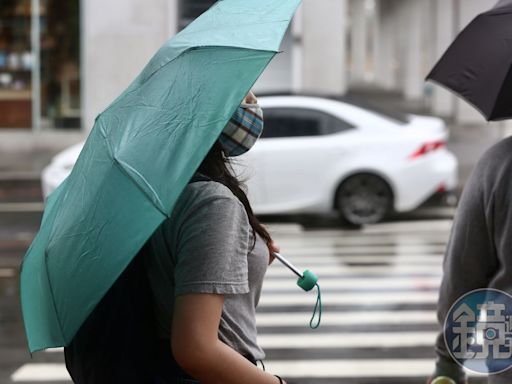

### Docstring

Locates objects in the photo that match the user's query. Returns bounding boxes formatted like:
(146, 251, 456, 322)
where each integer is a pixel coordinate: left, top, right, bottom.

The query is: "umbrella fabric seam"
(113, 157, 168, 216)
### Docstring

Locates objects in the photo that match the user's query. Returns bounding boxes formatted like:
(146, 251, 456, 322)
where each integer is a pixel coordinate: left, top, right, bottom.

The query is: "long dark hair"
(197, 141, 273, 250)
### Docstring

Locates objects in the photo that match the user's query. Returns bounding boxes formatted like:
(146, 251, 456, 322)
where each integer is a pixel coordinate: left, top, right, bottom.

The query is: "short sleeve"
(172, 192, 251, 296)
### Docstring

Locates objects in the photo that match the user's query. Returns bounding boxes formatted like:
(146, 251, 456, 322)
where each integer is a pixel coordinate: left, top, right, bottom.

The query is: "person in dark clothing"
(430, 137, 512, 384)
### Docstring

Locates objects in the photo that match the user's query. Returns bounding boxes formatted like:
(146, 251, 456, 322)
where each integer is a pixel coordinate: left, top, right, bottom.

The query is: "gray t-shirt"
(145, 178, 268, 361)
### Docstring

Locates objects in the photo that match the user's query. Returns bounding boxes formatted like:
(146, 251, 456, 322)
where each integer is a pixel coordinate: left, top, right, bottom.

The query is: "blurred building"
(0, 0, 504, 147)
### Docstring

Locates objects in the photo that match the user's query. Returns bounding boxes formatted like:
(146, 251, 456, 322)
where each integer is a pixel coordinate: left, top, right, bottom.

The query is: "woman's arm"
(172, 293, 285, 384)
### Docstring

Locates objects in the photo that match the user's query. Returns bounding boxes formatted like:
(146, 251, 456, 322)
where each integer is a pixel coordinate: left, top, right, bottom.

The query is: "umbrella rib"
(113, 157, 168, 216)
(425, 77, 491, 121)
(98, 116, 167, 215)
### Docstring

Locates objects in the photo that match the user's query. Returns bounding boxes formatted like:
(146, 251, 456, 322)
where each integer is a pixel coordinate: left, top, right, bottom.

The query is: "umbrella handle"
(272, 252, 318, 291)
(271, 252, 322, 329)
(272, 252, 303, 278)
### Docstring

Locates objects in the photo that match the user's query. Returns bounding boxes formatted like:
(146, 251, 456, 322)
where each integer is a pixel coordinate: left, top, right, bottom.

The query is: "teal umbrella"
(21, 0, 301, 353)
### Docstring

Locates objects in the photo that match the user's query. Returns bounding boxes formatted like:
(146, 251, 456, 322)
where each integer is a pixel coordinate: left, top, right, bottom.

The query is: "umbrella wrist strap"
(309, 283, 322, 329)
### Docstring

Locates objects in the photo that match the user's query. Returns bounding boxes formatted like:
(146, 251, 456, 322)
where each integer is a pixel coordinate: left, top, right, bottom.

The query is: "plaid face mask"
(218, 103, 264, 157)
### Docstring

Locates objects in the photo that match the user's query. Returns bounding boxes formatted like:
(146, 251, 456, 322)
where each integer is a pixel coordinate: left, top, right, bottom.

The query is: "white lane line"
(276, 236, 449, 246)
(279, 245, 447, 256)
(362, 220, 453, 233)
(258, 331, 438, 349)
(274, 231, 450, 239)
(259, 291, 438, 306)
(0, 172, 40, 180)
(266, 360, 484, 379)
(266, 264, 442, 276)
(265, 359, 436, 378)
(277, 241, 449, 247)
(275, 255, 444, 265)
(11, 363, 71, 381)
(44, 347, 64, 353)
(262, 276, 441, 290)
(268, 220, 453, 237)
(266, 224, 304, 234)
(0, 268, 16, 278)
(0, 202, 44, 213)
(256, 310, 437, 326)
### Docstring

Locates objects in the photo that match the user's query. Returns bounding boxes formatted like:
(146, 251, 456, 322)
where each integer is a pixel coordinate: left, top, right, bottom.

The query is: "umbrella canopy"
(426, 0, 512, 121)
(21, 0, 301, 353)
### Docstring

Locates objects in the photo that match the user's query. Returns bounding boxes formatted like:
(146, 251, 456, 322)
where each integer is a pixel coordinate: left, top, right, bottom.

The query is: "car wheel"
(336, 174, 393, 225)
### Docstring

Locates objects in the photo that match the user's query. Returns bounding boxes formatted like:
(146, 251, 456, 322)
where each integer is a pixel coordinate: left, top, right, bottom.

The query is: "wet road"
(0, 182, 484, 383)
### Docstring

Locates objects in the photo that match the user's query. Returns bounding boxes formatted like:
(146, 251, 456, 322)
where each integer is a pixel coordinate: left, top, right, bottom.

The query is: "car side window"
(325, 115, 355, 135)
(261, 108, 354, 138)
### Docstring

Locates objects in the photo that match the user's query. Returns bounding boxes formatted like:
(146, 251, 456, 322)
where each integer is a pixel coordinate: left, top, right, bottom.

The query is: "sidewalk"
(0, 130, 85, 179)
(0, 130, 84, 207)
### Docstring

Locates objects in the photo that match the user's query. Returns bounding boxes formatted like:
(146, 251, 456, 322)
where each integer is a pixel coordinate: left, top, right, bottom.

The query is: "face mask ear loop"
(309, 283, 322, 329)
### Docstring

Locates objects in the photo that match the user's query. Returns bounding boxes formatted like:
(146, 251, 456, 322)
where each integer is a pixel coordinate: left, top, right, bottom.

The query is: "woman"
(145, 91, 287, 384)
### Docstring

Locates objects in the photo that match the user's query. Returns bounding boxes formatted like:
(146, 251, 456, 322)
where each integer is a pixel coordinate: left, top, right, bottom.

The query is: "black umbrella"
(426, 0, 512, 121)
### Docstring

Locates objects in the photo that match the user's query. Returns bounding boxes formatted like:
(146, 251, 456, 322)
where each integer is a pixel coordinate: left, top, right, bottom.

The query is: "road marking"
(0, 172, 40, 180)
(264, 359, 458, 378)
(266, 264, 442, 276)
(280, 245, 447, 256)
(361, 220, 453, 233)
(258, 331, 438, 349)
(266, 223, 303, 234)
(44, 347, 64, 353)
(273, 255, 444, 265)
(11, 363, 71, 381)
(259, 291, 438, 306)
(256, 310, 437, 326)
(276, 235, 449, 246)
(0, 268, 16, 278)
(262, 276, 441, 290)
(269, 220, 453, 237)
(0, 202, 44, 213)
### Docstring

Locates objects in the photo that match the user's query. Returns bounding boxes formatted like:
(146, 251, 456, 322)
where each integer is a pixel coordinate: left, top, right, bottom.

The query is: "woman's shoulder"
(172, 178, 245, 221)
(185, 179, 240, 203)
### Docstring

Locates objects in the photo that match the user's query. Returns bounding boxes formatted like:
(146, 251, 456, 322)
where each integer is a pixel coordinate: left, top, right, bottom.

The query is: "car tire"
(335, 173, 393, 226)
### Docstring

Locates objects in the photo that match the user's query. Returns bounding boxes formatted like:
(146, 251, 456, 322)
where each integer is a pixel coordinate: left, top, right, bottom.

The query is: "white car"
(42, 96, 458, 225)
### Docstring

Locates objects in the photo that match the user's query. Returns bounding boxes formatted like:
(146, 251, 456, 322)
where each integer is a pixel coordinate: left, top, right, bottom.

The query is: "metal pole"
(272, 252, 303, 279)
(31, 0, 41, 132)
